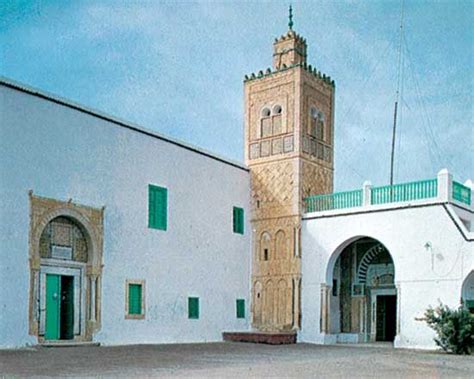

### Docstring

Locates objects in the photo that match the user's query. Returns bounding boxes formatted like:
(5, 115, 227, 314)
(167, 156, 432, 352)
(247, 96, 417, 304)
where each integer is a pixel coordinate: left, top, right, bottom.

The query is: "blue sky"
(1, 0, 472, 191)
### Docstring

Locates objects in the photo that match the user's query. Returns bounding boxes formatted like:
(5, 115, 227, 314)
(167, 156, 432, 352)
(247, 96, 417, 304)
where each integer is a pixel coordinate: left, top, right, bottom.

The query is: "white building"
(0, 79, 251, 348)
(1, 22, 472, 350)
(300, 173, 474, 349)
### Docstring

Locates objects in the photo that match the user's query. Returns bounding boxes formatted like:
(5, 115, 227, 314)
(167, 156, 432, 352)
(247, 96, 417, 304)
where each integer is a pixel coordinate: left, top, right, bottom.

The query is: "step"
(223, 331, 297, 345)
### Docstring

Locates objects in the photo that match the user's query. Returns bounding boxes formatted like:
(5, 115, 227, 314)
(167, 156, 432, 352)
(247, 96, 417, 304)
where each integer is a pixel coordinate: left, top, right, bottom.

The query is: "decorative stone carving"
(261, 140, 271, 157)
(283, 136, 294, 153)
(250, 143, 260, 159)
(28, 192, 104, 342)
(272, 138, 283, 155)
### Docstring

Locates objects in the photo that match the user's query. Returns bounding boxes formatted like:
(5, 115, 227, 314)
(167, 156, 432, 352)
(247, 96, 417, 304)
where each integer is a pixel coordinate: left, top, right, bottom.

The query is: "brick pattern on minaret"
(244, 27, 335, 331)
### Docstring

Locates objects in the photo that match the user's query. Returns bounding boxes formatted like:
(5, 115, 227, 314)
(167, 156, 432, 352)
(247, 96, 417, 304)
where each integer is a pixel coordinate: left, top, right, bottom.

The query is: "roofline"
(0, 77, 249, 172)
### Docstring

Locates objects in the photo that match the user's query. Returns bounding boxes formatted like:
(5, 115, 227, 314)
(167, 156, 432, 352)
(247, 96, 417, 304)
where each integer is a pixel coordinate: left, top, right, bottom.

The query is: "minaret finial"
(288, 4, 294, 30)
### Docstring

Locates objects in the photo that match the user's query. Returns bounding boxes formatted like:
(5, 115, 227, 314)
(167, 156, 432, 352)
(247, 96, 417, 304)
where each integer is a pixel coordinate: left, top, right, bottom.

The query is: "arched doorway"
(29, 194, 104, 343)
(38, 217, 89, 340)
(461, 271, 474, 313)
(324, 237, 397, 343)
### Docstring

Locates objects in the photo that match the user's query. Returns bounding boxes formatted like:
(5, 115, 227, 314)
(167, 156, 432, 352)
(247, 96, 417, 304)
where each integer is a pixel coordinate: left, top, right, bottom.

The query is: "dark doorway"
(376, 295, 396, 341)
(60, 275, 74, 340)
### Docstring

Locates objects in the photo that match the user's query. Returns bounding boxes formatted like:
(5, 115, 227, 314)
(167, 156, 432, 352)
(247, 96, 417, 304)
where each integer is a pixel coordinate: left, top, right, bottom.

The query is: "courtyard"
(1, 342, 473, 378)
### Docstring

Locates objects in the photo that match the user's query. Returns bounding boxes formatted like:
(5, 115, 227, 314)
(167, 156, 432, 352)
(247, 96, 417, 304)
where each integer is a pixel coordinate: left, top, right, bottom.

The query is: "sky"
(1, 0, 472, 191)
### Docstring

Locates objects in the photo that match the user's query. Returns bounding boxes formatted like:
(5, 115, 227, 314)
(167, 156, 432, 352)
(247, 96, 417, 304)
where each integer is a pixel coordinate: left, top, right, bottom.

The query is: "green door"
(45, 274, 61, 340)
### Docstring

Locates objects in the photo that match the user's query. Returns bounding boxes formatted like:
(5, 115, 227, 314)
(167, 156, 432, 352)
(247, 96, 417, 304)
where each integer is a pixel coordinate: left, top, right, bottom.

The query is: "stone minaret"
(244, 8, 335, 331)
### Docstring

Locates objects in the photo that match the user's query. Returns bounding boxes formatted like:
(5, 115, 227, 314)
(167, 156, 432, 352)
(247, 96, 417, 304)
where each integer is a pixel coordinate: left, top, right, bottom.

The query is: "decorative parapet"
(453, 181, 472, 205)
(304, 169, 472, 213)
(244, 62, 335, 87)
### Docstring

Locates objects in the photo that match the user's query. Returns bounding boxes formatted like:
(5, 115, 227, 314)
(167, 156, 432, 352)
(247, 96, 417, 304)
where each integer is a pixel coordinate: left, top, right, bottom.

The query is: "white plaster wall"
(0, 84, 251, 347)
(300, 204, 474, 349)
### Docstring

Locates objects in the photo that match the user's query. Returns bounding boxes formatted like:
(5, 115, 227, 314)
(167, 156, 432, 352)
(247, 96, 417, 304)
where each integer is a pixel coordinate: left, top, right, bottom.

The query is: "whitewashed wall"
(300, 202, 474, 350)
(0, 82, 251, 348)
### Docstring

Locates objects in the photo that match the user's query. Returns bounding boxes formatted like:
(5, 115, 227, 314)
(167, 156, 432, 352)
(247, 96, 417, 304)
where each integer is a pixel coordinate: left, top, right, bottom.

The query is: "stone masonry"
(244, 27, 335, 331)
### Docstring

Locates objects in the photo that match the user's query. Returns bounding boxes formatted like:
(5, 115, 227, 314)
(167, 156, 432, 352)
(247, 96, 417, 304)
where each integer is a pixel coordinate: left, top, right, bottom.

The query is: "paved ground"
(1, 342, 473, 378)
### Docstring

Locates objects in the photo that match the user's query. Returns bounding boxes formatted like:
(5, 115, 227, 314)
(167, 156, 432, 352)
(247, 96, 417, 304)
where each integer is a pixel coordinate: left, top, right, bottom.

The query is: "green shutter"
(128, 284, 142, 315)
(188, 297, 199, 319)
(233, 207, 244, 234)
(149, 185, 167, 230)
(236, 299, 245, 319)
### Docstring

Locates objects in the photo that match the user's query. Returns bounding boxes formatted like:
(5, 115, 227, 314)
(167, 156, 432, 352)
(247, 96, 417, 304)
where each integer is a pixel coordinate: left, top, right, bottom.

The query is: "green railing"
(305, 190, 362, 212)
(371, 179, 438, 205)
(453, 181, 471, 205)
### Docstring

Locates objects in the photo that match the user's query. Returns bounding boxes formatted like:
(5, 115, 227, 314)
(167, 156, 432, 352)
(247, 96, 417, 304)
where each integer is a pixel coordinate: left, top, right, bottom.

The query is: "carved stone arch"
(357, 243, 386, 284)
(277, 279, 287, 326)
(260, 106, 272, 138)
(253, 281, 263, 325)
(264, 279, 274, 325)
(28, 193, 104, 342)
(31, 206, 102, 269)
(275, 230, 287, 259)
(260, 231, 272, 261)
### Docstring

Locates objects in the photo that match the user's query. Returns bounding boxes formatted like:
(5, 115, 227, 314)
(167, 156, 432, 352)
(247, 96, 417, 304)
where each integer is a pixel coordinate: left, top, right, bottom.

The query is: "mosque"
(1, 13, 472, 350)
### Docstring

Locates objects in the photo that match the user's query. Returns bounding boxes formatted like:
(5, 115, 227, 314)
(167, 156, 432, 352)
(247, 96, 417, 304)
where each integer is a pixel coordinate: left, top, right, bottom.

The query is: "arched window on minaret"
(310, 108, 325, 141)
(260, 231, 272, 261)
(261, 107, 272, 138)
(272, 105, 283, 135)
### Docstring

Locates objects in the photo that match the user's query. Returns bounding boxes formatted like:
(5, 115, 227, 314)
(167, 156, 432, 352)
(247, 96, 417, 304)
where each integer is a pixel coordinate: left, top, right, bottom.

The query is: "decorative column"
(320, 283, 331, 333)
(90, 275, 97, 322)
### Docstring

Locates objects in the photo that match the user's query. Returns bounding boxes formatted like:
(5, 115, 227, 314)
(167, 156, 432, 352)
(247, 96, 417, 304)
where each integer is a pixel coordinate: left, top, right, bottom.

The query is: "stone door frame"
(28, 192, 104, 343)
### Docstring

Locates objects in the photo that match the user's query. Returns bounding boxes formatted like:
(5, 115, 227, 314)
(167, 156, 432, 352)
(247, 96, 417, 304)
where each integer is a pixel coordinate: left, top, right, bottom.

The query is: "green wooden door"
(45, 274, 61, 340)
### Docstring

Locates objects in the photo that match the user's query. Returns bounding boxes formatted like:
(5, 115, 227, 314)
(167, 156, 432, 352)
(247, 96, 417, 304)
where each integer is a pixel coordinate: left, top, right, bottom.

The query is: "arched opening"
(275, 230, 287, 260)
(323, 237, 397, 343)
(28, 195, 104, 344)
(461, 271, 474, 313)
(263, 280, 274, 325)
(260, 107, 272, 138)
(37, 216, 92, 341)
(260, 232, 271, 261)
(253, 281, 263, 325)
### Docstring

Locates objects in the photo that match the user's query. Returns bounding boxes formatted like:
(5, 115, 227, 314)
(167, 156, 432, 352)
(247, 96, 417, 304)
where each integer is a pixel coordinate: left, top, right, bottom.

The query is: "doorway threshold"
(40, 341, 100, 348)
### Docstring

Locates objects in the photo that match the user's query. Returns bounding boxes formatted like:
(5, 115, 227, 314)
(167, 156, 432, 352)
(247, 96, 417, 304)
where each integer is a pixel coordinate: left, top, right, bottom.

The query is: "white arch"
(324, 235, 395, 285)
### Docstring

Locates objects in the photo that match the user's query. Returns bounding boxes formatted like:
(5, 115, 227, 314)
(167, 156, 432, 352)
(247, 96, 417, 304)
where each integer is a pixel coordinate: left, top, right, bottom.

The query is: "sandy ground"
(1, 342, 473, 378)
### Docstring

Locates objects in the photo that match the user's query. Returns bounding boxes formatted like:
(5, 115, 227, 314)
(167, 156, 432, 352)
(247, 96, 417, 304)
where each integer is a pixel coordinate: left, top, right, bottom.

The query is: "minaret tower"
(244, 6, 335, 331)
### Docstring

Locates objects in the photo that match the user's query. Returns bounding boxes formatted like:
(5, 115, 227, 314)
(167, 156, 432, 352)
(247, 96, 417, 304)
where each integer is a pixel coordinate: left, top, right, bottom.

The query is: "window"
(233, 207, 244, 234)
(310, 108, 325, 141)
(236, 299, 245, 319)
(188, 297, 199, 319)
(126, 280, 145, 319)
(148, 184, 167, 230)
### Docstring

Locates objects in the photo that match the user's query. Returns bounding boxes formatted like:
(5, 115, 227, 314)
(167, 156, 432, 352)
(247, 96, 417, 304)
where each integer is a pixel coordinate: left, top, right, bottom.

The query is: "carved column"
(320, 283, 331, 333)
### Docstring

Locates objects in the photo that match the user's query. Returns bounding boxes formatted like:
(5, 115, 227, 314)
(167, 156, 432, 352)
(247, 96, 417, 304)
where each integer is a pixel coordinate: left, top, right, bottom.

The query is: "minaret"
(244, 7, 335, 331)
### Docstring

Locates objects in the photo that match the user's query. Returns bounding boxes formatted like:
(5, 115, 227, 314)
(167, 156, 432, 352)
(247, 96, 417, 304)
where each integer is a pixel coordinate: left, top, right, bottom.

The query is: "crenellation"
(247, 24, 334, 331)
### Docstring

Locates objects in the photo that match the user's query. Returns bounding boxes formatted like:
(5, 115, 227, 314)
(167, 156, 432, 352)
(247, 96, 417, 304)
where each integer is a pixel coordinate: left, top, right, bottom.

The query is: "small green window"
(188, 297, 199, 319)
(128, 284, 142, 315)
(149, 184, 168, 230)
(236, 299, 245, 319)
(233, 207, 244, 234)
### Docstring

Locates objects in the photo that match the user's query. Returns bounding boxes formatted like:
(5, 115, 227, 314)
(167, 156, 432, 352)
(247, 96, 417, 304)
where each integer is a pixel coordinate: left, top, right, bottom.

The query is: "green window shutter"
(149, 185, 168, 230)
(188, 297, 199, 319)
(233, 207, 244, 235)
(128, 284, 142, 315)
(236, 299, 245, 319)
